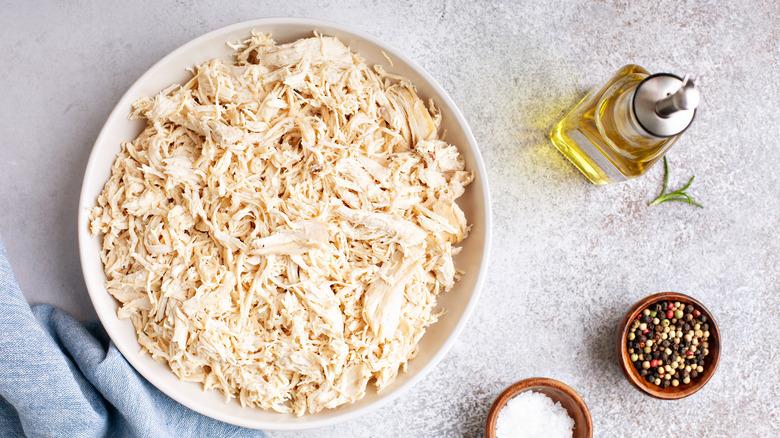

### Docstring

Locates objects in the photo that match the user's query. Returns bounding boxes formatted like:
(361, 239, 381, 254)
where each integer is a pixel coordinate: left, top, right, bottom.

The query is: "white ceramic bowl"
(78, 17, 491, 430)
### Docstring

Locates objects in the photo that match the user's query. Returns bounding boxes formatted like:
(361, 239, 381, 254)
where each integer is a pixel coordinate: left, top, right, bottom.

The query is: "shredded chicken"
(89, 32, 473, 415)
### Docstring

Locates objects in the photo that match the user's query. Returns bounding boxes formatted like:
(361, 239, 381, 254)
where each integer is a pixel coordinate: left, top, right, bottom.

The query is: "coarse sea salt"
(495, 390, 574, 438)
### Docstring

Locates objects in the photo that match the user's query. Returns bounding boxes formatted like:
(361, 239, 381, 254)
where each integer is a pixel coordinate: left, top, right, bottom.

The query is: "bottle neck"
(614, 89, 664, 145)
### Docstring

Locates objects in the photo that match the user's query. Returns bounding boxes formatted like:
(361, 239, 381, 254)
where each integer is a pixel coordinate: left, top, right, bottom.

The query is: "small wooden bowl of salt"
(485, 377, 593, 438)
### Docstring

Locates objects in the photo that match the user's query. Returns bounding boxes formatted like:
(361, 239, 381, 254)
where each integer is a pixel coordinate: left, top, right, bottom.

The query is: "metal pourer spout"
(655, 75, 700, 118)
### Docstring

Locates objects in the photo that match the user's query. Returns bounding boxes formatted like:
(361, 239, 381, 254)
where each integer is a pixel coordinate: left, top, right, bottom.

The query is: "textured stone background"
(2, 1, 778, 436)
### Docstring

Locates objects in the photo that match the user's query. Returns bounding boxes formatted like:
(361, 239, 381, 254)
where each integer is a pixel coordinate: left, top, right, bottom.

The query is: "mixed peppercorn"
(627, 301, 711, 388)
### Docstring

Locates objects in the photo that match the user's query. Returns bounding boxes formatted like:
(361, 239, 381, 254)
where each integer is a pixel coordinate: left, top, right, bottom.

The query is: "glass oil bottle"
(550, 64, 699, 185)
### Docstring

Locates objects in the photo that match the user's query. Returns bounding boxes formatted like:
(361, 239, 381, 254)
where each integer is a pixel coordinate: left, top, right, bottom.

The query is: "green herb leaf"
(648, 157, 703, 208)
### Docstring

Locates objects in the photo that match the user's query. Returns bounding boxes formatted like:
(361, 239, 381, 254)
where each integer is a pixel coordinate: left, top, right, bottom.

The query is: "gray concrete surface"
(1, 0, 778, 436)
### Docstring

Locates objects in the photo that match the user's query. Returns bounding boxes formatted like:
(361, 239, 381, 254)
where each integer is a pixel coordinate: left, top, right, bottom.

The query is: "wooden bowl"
(615, 292, 721, 399)
(485, 378, 592, 438)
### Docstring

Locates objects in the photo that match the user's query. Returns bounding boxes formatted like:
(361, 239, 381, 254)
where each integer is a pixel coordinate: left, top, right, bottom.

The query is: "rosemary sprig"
(648, 157, 703, 208)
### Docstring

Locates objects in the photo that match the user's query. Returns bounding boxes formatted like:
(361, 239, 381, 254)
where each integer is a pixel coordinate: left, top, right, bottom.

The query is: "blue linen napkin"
(0, 237, 265, 438)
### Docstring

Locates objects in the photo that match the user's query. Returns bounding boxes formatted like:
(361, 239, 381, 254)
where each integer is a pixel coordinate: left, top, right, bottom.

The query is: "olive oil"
(550, 65, 699, 185)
